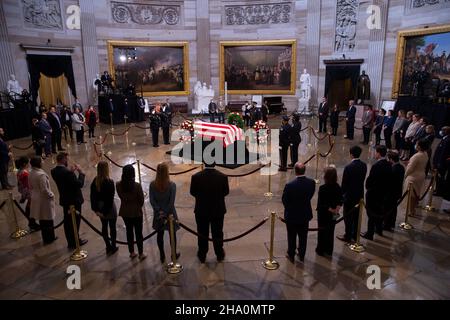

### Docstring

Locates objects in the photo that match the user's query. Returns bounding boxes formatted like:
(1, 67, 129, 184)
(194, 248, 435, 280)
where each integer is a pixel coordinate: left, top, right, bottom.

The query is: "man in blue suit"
(282, 162, 316, 263)
(345, 100, 357, 140)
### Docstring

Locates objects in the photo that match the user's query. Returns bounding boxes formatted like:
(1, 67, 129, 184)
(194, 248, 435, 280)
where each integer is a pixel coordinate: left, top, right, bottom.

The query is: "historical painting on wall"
(107, 41, 189, 96)
(220, 40, 296, 95)
(392, 25, 450, 99)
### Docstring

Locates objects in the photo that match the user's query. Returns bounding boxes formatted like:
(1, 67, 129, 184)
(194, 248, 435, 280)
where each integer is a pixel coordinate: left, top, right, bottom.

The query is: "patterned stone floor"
(0, 115, 449, 300)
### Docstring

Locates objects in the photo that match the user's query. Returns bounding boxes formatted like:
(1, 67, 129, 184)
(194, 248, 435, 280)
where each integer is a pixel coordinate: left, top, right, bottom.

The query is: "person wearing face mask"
(51, 152, 88, 249)
(433, 127, 450, 197)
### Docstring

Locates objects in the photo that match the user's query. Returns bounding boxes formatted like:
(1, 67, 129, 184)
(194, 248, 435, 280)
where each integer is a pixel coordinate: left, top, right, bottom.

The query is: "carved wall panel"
(405, 0, 450, 13)
(111, 1, 181, 25)
(334, 0, 359, 53)
(224, 2, 292, 25)
(21, 0, 64, 30)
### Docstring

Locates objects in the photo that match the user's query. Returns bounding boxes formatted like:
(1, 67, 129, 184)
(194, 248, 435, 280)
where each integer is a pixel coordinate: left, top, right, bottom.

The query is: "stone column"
(196, 0, 211, 83)
(366, 0, 389, 108)
(305, 0, 321, 109)
(0, 2, 15, 91)
(79, 0, 100, 105)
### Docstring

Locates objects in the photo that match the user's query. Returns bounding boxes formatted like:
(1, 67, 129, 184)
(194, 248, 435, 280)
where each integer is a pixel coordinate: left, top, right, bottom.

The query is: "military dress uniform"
(149, 109, 161, 147)
(279, 116, 291, 171)
(161, 103, 172, 145)
(289, 116, 302, 167)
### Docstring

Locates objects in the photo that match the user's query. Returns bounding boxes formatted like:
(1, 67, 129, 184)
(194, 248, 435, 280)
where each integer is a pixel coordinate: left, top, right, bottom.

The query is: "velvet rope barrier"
(109, 126, 133, 136)
(103, 153, 136, 168)
(412, 176, 435, 202)
(13, 199, 64, 229)
(134, 124, 151, 130)
(319, 142, 335, 158)
(79, 215, 157, 245)
(222, 164, 267, 177)
(0, 200, 5, 210)
(177, 216, 269, 242)
(310, 129, 332, 141)
(94, 134, 109, 145)
(140, 162, 201, 175)
(11, 143, 34, 150)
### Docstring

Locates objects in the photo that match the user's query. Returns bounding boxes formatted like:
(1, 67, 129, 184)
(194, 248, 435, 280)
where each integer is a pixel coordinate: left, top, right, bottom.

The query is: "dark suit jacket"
(365, 159, 392, 210)
(318, 102, 329, 119)
(282, 176, 316, 224)
(47, 112, 62, 131)
(433, 136, 450, 170)
(0, 139, 9, 165)
(346, 105, 356, 122)
(190, 168, 229, 218)
(51, 165, 85, 207)
(390, 162, 405, 201)
(316, 183, 343, 224)
(341, 159, 367, 204)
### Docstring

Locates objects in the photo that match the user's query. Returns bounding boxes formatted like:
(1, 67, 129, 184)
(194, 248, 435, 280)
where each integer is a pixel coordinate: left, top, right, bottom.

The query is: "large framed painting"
(107, 40, 189, 96)
(220, 40, 297, 95)
(392, 25, 450, 98)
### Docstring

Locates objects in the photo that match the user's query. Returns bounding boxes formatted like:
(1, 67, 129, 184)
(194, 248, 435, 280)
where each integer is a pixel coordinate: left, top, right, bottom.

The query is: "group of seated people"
(31, 101, 98, 158)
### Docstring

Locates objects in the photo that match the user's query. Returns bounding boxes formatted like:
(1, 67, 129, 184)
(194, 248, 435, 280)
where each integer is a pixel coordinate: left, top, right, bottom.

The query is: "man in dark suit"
(161, 98, 172, 145)
(433, 126, 450, 196)
(282, 162, 316, 263)
(51, 152, 88, 249)
(345, 100, 357, 140)
(289, 113, 302, 167)
(47, 106, 65, 153)
(362, 145, 393, 240)
(384, 150, 405, 231)
(279, 116, 290, 171)
(190, 162, 229, 263)
(318, 97, 329, 133)
(337, 145, 367, 243)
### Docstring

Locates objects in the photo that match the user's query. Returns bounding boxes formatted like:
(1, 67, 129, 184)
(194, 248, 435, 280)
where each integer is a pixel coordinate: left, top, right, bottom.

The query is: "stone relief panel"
(111, 1, 181, 25)
(405, 0, 450, 13)
(334, 0, 359, 53)
(21, 0, 64, 30)
(224, 2, 292, 25)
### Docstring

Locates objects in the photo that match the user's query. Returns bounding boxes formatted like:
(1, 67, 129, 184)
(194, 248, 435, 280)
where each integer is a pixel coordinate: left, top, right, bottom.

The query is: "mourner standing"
(161, 99, 172, 145)
(279, 115, 290, 172)
(208, 99, 217, 123)
(345, 100, 356, 140)
(318, 97, 329, 133)
(150, 103, 162, 148)
(289, 113, 302, 167)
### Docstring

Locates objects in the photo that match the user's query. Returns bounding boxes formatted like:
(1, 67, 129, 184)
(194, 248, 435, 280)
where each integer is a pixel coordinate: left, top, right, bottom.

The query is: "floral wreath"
(227, 112, 244, 129)
(180, 120, 194, 142)
(252, 120, 270, 143)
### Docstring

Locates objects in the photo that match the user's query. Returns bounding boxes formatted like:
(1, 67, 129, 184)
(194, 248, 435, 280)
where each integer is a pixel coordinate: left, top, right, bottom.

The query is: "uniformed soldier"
(289, 113, 302, 167)
(149, 103, 162, 147)
(279, 115, 290, 171)
(161, 99, 172, 145)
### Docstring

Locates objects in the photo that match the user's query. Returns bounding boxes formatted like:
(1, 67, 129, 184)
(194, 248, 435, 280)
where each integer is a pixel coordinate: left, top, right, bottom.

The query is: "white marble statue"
(6, 74, 22, 94)
(299, 69, 311, 100)
(193, 81, 214, 114)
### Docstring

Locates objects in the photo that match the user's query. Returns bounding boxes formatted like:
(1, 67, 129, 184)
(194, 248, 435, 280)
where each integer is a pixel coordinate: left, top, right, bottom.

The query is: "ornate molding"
(405, 0, 450, 14)
(111, 1, 180, 25)
(412, 0, 445, 8)
(21, 0, 63, 30)
(334, 0, 359, 53)
(224, 2, 292, 25)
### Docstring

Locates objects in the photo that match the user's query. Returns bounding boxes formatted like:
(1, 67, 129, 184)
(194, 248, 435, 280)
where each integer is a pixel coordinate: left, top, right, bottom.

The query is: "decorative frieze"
(412, 0, 444, 8)
(111, 1, 180, 25)
(405, 0, 450, 14)
(224, 3, 292, 25)
(334, 0, 359, 53)
(21, 0, 63, 30)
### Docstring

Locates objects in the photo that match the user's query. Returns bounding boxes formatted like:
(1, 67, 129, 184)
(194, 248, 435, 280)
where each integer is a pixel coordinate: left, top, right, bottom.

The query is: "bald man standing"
(282, 162, 316, 263)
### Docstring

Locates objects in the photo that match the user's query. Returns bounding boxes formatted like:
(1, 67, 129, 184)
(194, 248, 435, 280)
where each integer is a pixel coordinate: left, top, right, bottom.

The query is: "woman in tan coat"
(29, 156, 57, 244)
(404, 140, 430, 215)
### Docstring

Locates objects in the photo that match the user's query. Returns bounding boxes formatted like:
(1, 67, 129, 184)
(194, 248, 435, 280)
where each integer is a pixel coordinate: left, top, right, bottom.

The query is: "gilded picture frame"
(392, 24, 450, 98)
(219, 40, 297, 95)
(107, 40, 189, 96)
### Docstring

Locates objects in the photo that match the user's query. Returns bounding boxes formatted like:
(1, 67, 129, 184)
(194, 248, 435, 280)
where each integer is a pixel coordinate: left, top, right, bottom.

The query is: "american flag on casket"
(193, 121, 244, 147)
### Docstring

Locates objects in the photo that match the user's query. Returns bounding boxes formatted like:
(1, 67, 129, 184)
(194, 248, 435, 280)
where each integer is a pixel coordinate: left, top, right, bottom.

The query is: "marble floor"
(0, 115, 449, 300)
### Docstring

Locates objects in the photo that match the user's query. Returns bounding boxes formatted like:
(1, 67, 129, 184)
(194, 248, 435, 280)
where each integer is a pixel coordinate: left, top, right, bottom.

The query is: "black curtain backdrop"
(324, 65, 360, 98)
(26, 54, 77, 106)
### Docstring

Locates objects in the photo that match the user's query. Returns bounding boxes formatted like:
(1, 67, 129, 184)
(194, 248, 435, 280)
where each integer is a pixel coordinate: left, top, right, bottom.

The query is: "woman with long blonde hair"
(149, 162, 179, 263)
(90, 160, 118, 255)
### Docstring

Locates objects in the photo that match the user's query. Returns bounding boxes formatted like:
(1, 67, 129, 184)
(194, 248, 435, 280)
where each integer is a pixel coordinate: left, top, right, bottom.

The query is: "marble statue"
(299, 69, 311, 100)
(6, 74, 22, 94)
(193, 81, 214, 114)
(357, 70, 371, 101)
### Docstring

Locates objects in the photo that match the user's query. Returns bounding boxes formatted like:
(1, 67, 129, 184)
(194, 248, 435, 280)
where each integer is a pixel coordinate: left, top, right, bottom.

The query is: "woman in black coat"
(90, 160, 118, 255)
(316, 166, 343, 257)
(330, 104, 339, 136)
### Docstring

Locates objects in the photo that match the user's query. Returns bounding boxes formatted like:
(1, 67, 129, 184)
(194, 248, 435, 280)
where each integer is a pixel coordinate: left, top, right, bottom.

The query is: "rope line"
(0, 200, 5, 210)
(12, 199, 64, 229)
(140, 162, 201, 175)
(103, 153, 136, 168)
(11, 143, 34, 150)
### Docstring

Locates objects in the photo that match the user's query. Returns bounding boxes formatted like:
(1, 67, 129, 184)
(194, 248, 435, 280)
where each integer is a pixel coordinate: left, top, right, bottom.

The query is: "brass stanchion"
(109, 113, 114, 131)
(124, 115, 128, 127)
(264, 161, 273, 198)
(69, 205, 88, 261)
(8, 192, 28, 239)
(166, 214, 183, 274)
(307, 127, 312, 147)
(314, 150, 320, 184)
(10, 151, 17, 172)
(349, 198, 365, 253)
(399, 183, 413, 230)
(262, 211, 279, 270)
(424, 170, 437, 212)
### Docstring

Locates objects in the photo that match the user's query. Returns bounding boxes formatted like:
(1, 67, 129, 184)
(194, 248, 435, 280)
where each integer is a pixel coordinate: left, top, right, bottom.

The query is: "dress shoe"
(287, 163, 294, 168)
(160, 255, 166, 264)
(278, 168, 287, 172)
(217, 251, 225, 262)
(139, 253, 147, 261)
(153, 145, 159, 148)
(315, 249, 325, 257)
(129, 252, 138, 259)
(79, 239, 88, 246)
(360, 232, 373, 241)
(44, 237, 58, 245)
(376, 231, 384, 237)
(285, 254, 295, 263)
(109, 247, 119, 255)
(197, 253, 206, 263)
(336, 235, 351, 243)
